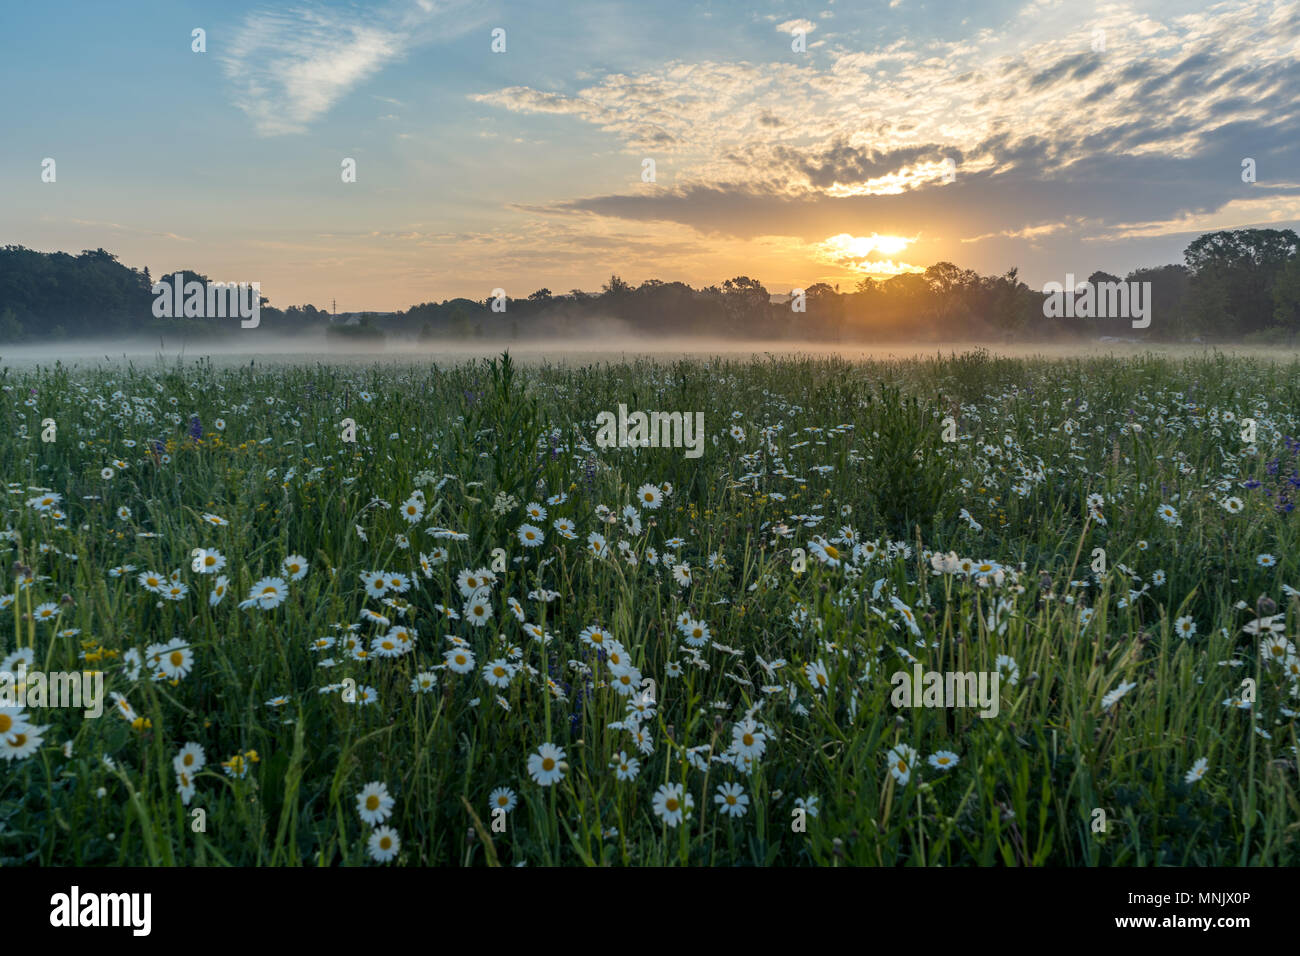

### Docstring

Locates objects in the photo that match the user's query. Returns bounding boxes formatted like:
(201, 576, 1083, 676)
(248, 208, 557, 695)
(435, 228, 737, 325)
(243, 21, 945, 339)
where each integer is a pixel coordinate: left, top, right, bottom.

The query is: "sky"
(2, 0, 1298, 312)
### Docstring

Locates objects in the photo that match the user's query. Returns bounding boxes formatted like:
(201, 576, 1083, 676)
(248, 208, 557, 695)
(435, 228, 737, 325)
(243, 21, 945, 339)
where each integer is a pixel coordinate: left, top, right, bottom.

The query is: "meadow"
(1, 348, 1298, 866)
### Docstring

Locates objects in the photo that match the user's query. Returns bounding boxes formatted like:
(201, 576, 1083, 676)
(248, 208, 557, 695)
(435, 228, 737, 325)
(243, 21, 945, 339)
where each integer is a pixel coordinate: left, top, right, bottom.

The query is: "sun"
(821, 233, 914, 257)
(814, 233, 925, 278)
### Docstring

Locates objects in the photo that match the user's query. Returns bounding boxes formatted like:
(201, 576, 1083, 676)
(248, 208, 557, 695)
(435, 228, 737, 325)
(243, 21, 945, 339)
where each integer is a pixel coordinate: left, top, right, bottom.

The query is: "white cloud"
(221, 2, 471, 136)
(776, 19, 816, 35)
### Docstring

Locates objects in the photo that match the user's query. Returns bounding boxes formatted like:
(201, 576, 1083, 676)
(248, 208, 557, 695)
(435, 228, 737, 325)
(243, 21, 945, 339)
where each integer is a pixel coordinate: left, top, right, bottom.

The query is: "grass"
(0, 348, 1298, 866)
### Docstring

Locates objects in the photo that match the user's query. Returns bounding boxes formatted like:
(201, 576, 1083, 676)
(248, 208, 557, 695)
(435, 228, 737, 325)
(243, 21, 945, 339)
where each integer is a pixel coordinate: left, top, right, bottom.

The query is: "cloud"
(469, 0, 1300, 281)
(775, 19, 816, 35)
(221, 2, 472, 136)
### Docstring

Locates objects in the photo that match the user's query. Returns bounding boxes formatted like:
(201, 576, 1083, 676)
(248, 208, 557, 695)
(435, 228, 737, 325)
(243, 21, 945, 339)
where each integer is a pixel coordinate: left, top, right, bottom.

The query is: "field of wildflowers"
(2, 349, 1298, 866)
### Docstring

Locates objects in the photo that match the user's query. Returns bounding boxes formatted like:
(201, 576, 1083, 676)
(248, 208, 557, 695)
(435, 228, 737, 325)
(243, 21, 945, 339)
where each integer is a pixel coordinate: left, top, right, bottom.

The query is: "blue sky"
(2, 0, 1297, 311)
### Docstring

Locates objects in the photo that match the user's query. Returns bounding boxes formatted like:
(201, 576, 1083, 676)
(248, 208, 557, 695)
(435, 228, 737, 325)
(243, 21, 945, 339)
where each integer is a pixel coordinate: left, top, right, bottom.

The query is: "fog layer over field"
(3, 334, 1299, 369)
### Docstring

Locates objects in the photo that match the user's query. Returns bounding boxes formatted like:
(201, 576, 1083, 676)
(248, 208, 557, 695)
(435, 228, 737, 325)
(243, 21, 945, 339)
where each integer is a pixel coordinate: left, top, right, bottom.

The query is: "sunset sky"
(3, 0, 1298, 312)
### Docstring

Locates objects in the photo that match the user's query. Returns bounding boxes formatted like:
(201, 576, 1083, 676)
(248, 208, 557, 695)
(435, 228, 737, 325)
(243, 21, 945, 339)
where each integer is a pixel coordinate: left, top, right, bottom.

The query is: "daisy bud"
(1257, 595, 1277, 616)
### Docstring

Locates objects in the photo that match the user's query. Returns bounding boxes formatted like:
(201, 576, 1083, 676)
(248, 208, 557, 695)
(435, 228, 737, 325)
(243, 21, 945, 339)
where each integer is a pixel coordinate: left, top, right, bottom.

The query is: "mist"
(2, 332, 1295, 370)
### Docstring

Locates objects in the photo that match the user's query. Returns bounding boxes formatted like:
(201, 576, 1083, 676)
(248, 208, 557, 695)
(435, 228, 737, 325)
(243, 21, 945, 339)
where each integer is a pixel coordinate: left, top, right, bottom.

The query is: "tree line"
(1, 228, 1298, 343)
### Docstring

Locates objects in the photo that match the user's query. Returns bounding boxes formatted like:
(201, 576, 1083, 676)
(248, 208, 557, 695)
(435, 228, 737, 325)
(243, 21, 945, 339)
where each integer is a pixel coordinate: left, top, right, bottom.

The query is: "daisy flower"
(489, 787, 518, 813)
(794, 795, 820, 817)
(481, 659, 514, 688)
(652, 783, 693, 826)
(731, 718, 767, 760)
(527, 742, 566, 786)
(0, 722, 45, 761)
(137, 570, 166, 593)
(928, 751, 959, 771)
(361, 571, 388, 599)
(1184, 757, 1209, 785)
(808, 539, 842, 567)
(636, 484, 663, 509)
(173, 742, 206, 776)
(886, 744, 919, 786)
(32, 602, 59, 623)
(193, 548, 226, 575)
(804, 659, 830, 693)
(399, 496, 424, 524)
(157, 642, 194, 680)
(444, 647, 475, 674)
(681, 618, 710, 647)
(610, 750, 641, 781)
(463, 592, 493, 627)
(367, 826, 401, 863)
(410, 672, 438, 693)
(714, 782, 749, 817)
(175, 770, 196, 805)
(356, 781, 395, 825)
(243, 576, 288, 610)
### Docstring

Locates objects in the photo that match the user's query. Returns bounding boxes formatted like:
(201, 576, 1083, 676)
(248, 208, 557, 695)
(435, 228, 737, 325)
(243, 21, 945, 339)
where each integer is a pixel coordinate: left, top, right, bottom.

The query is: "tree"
(1274, 256, 1300, 330)
(602, 275, 632, 297)
(721, 276, 770, 334)
(1184, 229, 1299, 334)
(0, 306, 23, 342)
